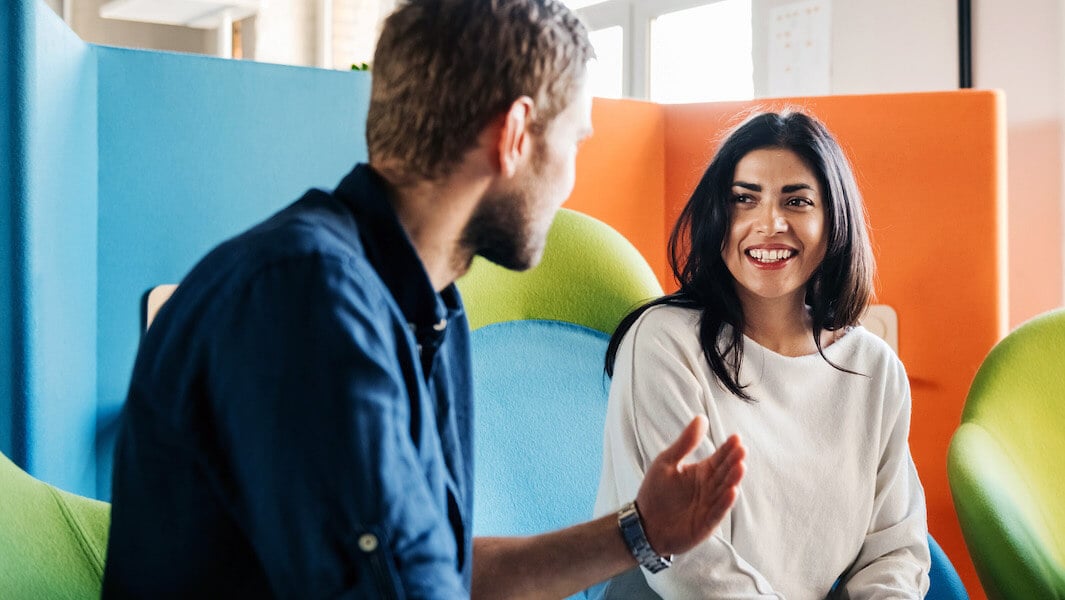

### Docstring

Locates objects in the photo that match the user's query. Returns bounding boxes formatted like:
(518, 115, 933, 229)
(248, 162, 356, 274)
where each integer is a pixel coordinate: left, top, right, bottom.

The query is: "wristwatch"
(617, 501, 672, 573)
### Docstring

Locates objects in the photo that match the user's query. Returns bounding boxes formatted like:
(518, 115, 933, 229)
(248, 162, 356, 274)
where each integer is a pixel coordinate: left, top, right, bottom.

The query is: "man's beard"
(460, 188, 537, 272)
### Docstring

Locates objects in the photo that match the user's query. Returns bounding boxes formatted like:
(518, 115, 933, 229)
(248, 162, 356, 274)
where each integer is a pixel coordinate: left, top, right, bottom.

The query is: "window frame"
(574, 0, 745, 99)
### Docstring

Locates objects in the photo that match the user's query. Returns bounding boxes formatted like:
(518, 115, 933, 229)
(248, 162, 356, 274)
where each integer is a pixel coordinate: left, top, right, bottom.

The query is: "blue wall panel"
(4, 1, 373, 498)
(26, 2, 99, 496)
(1, 0, 98, 500)
(95, 47, 370, 497)
(0, 0, 34, 463)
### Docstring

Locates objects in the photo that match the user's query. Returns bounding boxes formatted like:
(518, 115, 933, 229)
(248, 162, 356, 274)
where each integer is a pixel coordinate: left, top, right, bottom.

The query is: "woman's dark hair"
(605, 110, 874, 400)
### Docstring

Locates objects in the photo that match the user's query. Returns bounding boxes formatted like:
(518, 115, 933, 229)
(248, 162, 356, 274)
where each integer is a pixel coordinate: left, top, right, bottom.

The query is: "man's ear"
(496, 96, 535, 178)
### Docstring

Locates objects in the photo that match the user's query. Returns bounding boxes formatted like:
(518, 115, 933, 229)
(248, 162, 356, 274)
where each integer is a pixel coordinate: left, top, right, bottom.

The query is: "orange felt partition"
(567, 90, 1007, 599)
(566, 99, 668, 285)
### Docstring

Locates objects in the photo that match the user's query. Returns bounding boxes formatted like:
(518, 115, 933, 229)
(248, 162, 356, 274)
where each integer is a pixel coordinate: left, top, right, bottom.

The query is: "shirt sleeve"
(596, 309, 786, 599)
(836, 360, 930, 600)
(201, 255, 467, 599)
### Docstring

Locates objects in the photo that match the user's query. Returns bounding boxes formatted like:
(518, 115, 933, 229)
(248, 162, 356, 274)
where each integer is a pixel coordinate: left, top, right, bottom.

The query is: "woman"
(594, 111, 929, 599)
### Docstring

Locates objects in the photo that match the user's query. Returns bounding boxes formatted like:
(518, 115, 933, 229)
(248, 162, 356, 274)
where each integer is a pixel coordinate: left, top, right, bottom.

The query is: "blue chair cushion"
(471, 319, 610, 538)
(928, 533, 969, 600)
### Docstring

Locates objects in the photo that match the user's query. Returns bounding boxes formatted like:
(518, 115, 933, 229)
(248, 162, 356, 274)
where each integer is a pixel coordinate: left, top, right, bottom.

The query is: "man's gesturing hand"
(635, 416, 745, 556)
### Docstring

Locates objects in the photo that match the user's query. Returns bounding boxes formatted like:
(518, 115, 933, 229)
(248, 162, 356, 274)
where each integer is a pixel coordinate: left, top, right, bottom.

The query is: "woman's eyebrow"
(732, 181, 760, 191)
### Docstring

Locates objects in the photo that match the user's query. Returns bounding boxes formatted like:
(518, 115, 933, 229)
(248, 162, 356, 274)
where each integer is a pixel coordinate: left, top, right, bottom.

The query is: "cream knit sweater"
(594, 305, 929, 600)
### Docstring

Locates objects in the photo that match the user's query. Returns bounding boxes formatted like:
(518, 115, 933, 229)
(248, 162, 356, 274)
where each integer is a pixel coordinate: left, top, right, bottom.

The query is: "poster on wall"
(767, 0, 832, 97)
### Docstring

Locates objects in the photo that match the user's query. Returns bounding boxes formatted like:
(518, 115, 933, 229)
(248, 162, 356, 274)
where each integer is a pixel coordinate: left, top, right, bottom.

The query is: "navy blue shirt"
(103, 164, 475, 598)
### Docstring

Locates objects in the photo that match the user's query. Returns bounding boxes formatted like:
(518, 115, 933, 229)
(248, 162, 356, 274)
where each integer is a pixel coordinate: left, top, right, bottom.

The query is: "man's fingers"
(702, 459, 744, 517)
(712, 455, 745, 491)
(699, 433, 744, 474)
(658, 415, 710, 466)
(702, 437, 745, 491)
(706, 479, 740, 520)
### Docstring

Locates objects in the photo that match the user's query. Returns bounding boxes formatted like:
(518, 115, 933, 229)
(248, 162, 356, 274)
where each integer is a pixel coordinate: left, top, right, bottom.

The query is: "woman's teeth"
(747, 249, 795, 263)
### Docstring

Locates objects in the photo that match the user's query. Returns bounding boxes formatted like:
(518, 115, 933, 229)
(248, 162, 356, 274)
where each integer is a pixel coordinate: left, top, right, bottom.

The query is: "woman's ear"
(496, 96, 535, 178)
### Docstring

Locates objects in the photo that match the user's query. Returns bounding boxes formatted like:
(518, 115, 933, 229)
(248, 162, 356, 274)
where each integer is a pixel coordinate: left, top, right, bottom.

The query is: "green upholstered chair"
(947, 308, 1065, 599)
(0, 451, 110, 598)
(458, 207, 663, 334)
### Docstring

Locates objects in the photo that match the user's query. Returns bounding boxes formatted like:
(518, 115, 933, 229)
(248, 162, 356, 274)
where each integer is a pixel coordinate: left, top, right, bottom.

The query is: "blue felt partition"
(0, 0, 33, 469)
(27, 2, 99, 496)
(1, 0, 99, 496)
(2, 0, 372, 499)
(94, 47, 369, 498)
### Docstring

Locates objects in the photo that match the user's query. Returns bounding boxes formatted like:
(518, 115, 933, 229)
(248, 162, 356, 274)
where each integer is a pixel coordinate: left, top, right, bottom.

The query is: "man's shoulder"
(202, 188, 376, 282)
(245, 187, 369, 264)
(164, 188, 392, 335)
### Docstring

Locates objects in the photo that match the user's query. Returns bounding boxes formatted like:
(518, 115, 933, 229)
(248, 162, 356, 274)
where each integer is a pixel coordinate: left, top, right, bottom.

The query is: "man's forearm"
(471, 513, 636, 600)
(470, 423, 745, 599)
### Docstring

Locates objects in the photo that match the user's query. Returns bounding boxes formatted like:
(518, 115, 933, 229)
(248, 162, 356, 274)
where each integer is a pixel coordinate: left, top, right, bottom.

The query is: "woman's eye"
(732, 194, 754, 204)
(787, 197, 814, 207)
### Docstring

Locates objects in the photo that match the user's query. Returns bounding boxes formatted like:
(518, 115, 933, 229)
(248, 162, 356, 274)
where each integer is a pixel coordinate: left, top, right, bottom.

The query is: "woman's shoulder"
(835, 325, 909, 381)
(836, 324, 884, 350)
(842, 325, 899, 357)
(627, 304, 700, 337)
(617, 304, 702, 353)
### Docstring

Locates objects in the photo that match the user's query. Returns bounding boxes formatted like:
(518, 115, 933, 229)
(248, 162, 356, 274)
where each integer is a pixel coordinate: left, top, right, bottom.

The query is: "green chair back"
(457, 207, 663, 334)
(0, 451, 110, 598)
(948, 308, 1065, 599)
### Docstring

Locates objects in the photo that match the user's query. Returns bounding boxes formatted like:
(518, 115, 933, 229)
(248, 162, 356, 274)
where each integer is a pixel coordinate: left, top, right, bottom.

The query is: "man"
(102, 1, 746, 598)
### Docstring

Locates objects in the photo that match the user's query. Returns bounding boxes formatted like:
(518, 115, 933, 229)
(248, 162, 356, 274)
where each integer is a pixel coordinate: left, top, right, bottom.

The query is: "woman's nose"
(755, 206, 787, 234)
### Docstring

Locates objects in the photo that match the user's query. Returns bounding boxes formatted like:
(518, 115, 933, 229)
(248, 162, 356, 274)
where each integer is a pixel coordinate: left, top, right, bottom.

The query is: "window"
(649, 1, 752, 103)
(587, 26, 624, 98)
(565, 0, 754, 103)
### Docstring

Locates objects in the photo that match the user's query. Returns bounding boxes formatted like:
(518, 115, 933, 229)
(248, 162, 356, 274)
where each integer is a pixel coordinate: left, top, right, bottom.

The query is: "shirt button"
(358, 533, 379, 553)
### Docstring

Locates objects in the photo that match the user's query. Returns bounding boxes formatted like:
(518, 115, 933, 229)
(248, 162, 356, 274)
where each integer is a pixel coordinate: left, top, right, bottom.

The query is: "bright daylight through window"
(564, 0, 753, 103)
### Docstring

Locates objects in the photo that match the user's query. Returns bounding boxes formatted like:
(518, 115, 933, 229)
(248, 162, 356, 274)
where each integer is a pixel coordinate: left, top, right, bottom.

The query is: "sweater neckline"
(739, 325, 863, 362)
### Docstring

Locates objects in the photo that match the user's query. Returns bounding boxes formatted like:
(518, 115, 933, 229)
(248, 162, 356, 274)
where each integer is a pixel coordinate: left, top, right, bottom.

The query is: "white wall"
(71, 0, 211, 55)
(333, 0, 396, 68)
(830, 0, 958, 94)
(244, 0, 394, 68)
(754, 0, 958, 96)
(975, 0, 1061, 124)
(248, 1, 319, 67)
(59, 0, 390, 68)
(973, 0, 1064, 325)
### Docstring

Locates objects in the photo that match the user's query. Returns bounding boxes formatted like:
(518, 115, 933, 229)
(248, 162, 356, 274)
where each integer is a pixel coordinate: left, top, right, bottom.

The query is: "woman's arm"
(837, 360, 930, 600)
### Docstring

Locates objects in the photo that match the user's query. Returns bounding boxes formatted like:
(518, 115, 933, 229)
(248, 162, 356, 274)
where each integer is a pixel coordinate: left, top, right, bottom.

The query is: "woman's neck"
(736, 292, 844, 357)
(741, 305, 814, 357)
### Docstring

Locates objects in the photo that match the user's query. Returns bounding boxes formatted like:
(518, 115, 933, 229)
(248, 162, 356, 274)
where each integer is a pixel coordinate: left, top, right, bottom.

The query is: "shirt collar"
(333, 164, 462, 333)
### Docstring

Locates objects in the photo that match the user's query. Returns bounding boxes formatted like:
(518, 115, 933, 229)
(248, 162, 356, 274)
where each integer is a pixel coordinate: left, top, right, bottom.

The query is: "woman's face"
(721, 147, 828, 310)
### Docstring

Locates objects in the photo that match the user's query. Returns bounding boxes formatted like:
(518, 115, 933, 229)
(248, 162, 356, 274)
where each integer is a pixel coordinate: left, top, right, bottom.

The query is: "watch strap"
(617, 500, 672, 574)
